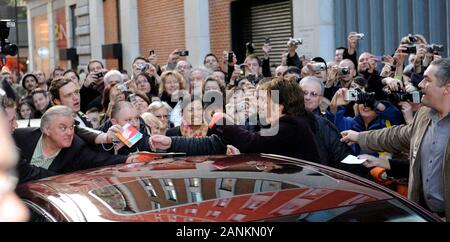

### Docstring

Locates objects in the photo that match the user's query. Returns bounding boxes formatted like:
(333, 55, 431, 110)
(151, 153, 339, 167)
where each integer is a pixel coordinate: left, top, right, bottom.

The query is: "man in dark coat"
(13, 106, 132, 184)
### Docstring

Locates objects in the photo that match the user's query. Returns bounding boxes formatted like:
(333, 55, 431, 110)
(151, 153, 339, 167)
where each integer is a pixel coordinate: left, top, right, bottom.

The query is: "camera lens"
(5, 43, 18, 56)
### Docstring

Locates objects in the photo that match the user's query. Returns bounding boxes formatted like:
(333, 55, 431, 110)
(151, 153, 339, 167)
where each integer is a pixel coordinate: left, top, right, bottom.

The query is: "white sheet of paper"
(341, 155, 367, 165)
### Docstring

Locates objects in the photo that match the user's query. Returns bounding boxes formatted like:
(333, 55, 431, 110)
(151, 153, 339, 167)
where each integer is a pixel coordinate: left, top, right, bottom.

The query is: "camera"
(387, 91, 422, 104)
(239, 64, 246, 76)
(246, 42, 255, 54)
(344, 88, 375, 103)
(402, 45, 417, 54)
(310, 63, 326, 72)
(175, 50, 189, 56)
(338, 67, 350, 75)
(0, 20, 18, 57)
(137, 63, 148, 72)
(117, 83, 128, 92)
(426, 44, 444, 53)
(344, 89, 359, 101)
(128, 94, 137, 103)
(227, 52, 234, 63)
(355, 33, 365, 40)
(148, 49, 155, 56)
(265, 37, 271, 44)
(95, 71, 104, 79)
(287, 38, 303, 46)
(247, 74, 257, 85)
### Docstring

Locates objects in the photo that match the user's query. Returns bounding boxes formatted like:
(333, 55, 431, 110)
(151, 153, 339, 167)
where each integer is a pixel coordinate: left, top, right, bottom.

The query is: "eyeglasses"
(303, 91, 320, 98)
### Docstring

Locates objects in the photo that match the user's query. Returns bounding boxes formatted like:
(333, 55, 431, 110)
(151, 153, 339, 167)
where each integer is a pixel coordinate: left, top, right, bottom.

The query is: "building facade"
(24, 0, 449, 76)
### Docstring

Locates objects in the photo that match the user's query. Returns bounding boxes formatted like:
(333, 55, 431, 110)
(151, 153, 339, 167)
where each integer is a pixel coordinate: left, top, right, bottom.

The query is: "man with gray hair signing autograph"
(341, 58, 450, 221)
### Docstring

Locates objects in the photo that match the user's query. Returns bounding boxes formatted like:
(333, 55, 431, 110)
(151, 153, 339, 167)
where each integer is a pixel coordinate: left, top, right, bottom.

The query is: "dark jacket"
(166, 126, 213, 137)
(212, 115, 319, 162)
(169, 134, 227, 156)
(13, 128, 127, 184)
(80, 85, 102, 113)
(76, 111, 93, 128)
(286, 52, 303, 70)
(313, 114, 369, 178)
(160, 91, 178, 109)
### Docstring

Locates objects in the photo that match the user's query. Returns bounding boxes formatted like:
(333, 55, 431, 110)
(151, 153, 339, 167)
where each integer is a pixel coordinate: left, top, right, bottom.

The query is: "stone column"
(184, 0, 211, 68)
(119, 0, 140, 74)
(292, 0, 335, 62)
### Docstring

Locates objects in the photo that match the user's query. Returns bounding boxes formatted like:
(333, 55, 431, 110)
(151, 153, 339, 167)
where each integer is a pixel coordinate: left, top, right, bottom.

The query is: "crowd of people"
(0, 32, 449, 221)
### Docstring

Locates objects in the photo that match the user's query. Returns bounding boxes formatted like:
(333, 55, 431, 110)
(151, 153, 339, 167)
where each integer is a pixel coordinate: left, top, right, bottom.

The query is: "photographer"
(282, 38, 303, 70)
(305, 57, 328, 81)
(243, 54, 263, 85)
(147, 49, 162, 76)
(358, 52, 386, 100)
(165, 49, 186, 71)
(328, 88, 402, 153)
(80, 59, 108, 113)
(340, 58, 450, 221)
(324, 59, 357, 101)
(342, 32, 361, 70)
(131, 56, 160, 85)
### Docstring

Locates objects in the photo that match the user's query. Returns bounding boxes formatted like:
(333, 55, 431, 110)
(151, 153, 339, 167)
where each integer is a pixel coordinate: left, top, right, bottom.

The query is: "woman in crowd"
(128, 92, 150, 116)
(17, 100, 35, 120)
(159, 70, 187, 127)
(134, 72, 159, 102)
(166, 97, 212, 137)
(147, 100, 173, 133)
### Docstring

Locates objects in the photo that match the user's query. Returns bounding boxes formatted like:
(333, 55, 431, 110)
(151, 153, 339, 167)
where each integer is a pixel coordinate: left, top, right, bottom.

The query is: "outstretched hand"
(149, 135, 172, 152)
(340, 130, 360, 146)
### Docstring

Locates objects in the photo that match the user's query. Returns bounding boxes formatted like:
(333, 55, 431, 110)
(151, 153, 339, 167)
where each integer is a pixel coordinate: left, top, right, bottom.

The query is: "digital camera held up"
(137, 63, 149, 72)
(354, 33, 365, 40)
(426, 44, 444, 54)
(338, 67, 350, 75)
(402, 45, 417, 54)
(387, 91, 422, 104)
(287, 38, 303, 46)
(117, 83, 128, 93)
(310, 63, 326, 72)
(246, 42, 255, 54)
(175, 50, 189, 56)
(344, 88, 375, 103)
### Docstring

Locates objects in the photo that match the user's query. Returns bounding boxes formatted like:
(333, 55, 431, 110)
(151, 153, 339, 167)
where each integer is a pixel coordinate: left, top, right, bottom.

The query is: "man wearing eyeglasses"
(299, 76, 363, 177)
(13, 106, 134, 184)
(299, 76, 324, 115)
